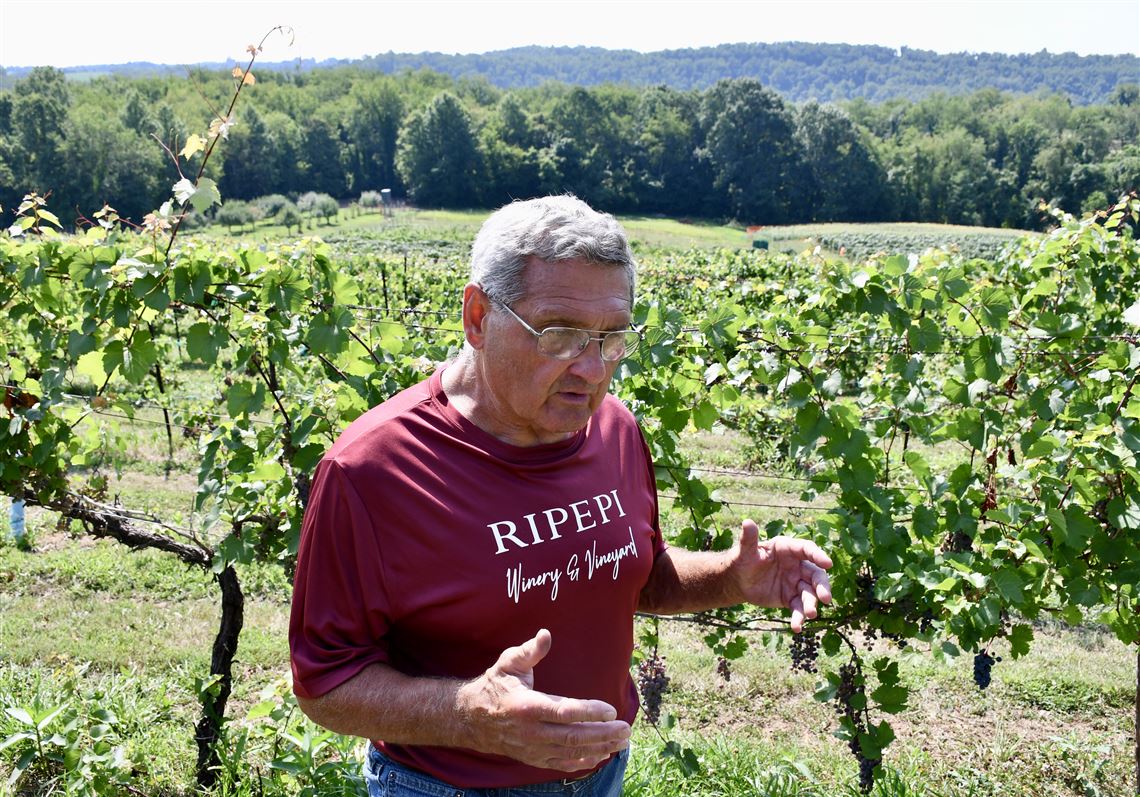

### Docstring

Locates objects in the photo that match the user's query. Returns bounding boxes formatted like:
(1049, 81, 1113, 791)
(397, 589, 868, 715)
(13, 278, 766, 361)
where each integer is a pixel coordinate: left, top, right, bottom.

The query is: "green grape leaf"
(1008, 623, 1033, 658)
(75, 350, 107, 385)
(189, 178, 222, 214)
(907, 317, 943, 352)
(186, 322, 228, 363)
(692, 399, 718, 431)
(1123, 299, 1140, 327)
(307, 309, 353, 355)
(1107, 496, 1140, 530)
(992, 567, 1025, 605)
(870, 684, 908, 714)
(226, 380, 266, 417)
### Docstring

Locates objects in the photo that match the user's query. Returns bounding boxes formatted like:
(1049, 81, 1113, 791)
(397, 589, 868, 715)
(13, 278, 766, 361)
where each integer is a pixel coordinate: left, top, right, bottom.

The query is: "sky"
(1, 0, 1138, 69)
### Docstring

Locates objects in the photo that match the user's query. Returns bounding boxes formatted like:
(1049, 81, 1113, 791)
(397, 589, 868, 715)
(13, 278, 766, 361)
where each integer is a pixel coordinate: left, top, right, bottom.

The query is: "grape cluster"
(858, 757, 878, 793)
(789, 631, 819, 673)
(834, 661, 880, 794)
(636, 653, 670, 725)
(835, 662, 860, 712)
(972, 650, 1001, 690)
(855, 572, 886, 612)
(944, 529, 973, 554)
(716, 656, 731, 682)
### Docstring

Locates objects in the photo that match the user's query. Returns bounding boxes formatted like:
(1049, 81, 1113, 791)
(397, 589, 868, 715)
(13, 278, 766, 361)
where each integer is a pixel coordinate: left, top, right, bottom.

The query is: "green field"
(198, 204, 1037, 259)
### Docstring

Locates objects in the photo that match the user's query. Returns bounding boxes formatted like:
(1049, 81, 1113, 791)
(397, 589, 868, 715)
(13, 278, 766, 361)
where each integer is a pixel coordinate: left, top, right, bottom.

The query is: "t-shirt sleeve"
(289, 457, 393, 699)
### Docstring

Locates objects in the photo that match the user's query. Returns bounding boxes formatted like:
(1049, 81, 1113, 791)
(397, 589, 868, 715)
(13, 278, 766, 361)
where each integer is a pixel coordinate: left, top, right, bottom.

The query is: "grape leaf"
(1008, 623, 1033, 658)
(189, 178, 222, 214)
(172, 178, 196, 206)
(180, 134, 207, 160)
(1123, 299, 1140, 328)
(992, 568, 1025, 605)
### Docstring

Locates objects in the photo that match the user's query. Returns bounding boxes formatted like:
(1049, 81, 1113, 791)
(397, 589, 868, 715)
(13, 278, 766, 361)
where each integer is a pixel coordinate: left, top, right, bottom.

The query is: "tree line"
(0, 65, 1137, 230)
(353, 43, 1139, 105)
(6, 42, 1137, 105)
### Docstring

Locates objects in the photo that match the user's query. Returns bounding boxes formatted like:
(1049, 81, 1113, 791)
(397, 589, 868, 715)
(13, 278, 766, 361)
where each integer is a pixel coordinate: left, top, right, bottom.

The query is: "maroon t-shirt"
(289, 368, 664, 787)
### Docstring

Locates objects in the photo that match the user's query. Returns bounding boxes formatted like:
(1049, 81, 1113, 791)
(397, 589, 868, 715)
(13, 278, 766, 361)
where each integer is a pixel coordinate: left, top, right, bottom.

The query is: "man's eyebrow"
(532, 313, 633, 332)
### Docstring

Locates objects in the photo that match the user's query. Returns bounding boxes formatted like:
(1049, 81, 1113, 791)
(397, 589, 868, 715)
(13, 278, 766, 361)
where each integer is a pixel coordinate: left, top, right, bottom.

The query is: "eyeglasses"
(488, 296, 641, 362)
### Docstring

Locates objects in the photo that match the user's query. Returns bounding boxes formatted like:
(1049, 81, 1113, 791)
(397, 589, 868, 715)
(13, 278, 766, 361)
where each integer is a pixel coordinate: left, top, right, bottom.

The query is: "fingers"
(803, 561, 833, 606)
(740, 518, 760, 550)
(750, 526, 833, 572)
(478, 630, 629, 771)
(495, 628, 552, 676)
(501, 692, 630, 772)
(798, 579, 819, 618)
(532, 716, 630, 772)
(789, 595, 806, 633)
(746, 526, 835, 628)
(791, 563, 831, 633)
(781, 535, 833, 570)
(543, 694, 619, 724)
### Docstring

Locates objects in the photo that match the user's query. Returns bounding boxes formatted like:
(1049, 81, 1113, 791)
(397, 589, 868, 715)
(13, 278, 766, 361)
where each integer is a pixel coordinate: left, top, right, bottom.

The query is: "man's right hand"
(456, 628, 632, 772)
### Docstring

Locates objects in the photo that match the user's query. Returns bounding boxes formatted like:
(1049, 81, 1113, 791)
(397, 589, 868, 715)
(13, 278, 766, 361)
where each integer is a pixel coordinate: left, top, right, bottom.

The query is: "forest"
(0, 63, 1137, 231)
(5, 42, 1137, 104)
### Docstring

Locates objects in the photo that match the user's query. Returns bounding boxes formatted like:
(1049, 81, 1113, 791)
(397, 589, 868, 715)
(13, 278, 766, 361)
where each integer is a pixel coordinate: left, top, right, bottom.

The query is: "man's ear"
(462, 283, 493, 350)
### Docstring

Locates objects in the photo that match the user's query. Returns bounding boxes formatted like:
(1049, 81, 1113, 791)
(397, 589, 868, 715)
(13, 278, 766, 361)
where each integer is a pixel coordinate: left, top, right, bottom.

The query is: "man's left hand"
(730, 518, 833, 632)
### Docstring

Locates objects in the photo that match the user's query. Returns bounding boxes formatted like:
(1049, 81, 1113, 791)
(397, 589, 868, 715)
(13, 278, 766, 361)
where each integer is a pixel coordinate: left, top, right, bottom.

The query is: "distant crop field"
(758, 221, 1039, 261)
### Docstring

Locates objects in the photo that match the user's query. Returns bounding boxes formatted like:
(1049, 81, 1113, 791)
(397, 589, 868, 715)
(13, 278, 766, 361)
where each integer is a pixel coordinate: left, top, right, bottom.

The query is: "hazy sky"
(2, 0, 1138, 68)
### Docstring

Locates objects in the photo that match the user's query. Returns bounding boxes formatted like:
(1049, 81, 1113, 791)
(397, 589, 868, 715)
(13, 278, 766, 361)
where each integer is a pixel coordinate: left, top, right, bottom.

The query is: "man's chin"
(541, 402, 598, 435)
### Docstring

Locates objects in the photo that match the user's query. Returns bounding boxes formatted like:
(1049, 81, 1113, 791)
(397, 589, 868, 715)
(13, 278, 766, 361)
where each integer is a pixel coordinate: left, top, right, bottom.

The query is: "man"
(289, 195, 833, 796)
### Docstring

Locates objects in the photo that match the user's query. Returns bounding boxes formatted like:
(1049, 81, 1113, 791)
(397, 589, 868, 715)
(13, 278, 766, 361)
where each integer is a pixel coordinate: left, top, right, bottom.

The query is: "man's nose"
(567, 339, 609, 383)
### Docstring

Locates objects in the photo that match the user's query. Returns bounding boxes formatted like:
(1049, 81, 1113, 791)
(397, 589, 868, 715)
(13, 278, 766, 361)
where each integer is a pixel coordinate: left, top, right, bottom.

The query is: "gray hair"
(470, 196, 636, 306)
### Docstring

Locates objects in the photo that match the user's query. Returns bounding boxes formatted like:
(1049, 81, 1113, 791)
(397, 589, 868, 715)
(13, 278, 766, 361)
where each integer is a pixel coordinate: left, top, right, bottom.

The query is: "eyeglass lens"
(536, 329, 639, 361)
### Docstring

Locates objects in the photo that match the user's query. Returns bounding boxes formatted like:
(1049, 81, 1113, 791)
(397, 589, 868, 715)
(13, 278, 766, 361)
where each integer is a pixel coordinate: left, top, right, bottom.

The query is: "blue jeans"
(364, 746, 629, 797)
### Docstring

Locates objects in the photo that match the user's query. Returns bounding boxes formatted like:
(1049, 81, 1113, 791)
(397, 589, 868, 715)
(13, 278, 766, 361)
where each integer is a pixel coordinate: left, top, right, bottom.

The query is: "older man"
(289, 196, 832, 796)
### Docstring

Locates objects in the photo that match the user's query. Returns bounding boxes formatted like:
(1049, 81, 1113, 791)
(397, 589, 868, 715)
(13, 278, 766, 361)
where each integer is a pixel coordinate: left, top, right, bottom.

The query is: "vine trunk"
(195, 566, 245, 789)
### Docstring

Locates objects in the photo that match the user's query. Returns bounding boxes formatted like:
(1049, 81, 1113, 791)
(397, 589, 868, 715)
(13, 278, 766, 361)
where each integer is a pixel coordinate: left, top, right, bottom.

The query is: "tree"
(121, 90, 155, 136)
(1111, 82, 1139, 107)
(219, 107, 280, 200)
(346, 80, 404, 195)
(255, 193, 293, 217)
(698, 78, 810, 223)
(1100, 144, 1140, 197)
(215, 200, 258, 232)
(53, 105, 165, 225)
(300, 117, 349, 198)
(0, 93, 14, 136)
(882, 127, 1006, 225)
(263, 111, 305, 196)
(795, 102, 889, 222)
(277, 201, 303, 234)
(545, 86, 635, 209)
(12, 67, 70, 192)
(480, 94, 546, 204)
(631, 86, 713, 216)
(297, 191, 339, 224)
(396, 92, 483, 207)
